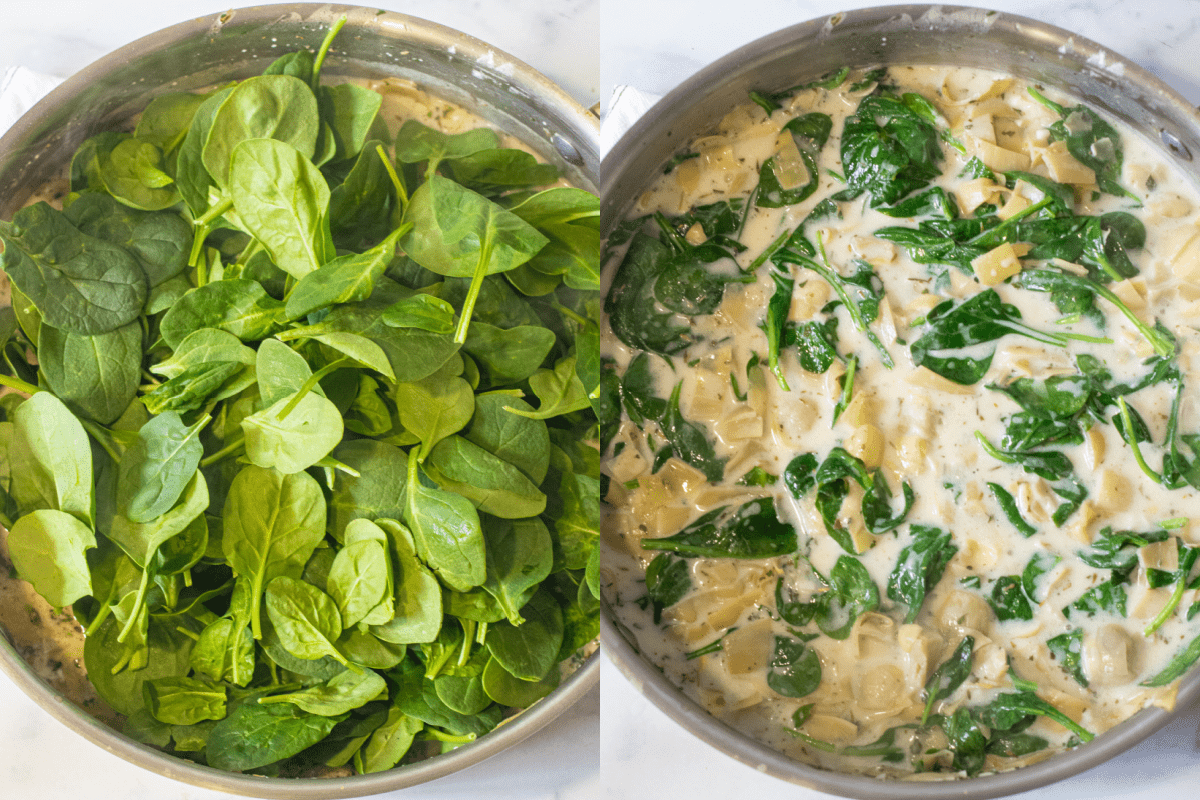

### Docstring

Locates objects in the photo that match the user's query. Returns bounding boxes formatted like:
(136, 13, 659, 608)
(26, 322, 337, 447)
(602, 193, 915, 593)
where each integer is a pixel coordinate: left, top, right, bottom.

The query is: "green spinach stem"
(200, 435, 246, 468)
(1118, 397, 1163, 484)
(453, 228, 495, 344)
(422, 730, 476, 744)
(1145, 577, 1186, 636)
(276, 357, 351, 419)
(310, 15, 347, 91)
(376, 144, 409, 210)
(974, 431, 1017, 464)
(116, 567, 151, 644)
(0, 373, 40, 396)
(79, 419, 122, 463)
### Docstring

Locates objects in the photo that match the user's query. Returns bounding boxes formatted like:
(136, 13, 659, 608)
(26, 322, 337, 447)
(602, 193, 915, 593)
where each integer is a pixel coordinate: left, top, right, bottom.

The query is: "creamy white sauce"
(602, 65, 1200, 778)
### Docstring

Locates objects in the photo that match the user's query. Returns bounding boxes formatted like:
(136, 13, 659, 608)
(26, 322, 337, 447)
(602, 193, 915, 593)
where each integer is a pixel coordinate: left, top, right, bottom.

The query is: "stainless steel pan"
(601, 5, 1200, 798)
(0, 5, 598, 797)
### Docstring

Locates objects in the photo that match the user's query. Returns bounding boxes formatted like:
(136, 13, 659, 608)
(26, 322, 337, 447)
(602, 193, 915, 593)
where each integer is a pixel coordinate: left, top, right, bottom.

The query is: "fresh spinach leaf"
(641, 498, 796, 559)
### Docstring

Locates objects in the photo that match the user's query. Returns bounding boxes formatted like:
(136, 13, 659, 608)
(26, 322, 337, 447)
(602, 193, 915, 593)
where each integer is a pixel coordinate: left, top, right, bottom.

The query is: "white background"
(0, 2, 598, 799)
(601, 1, 1200, 799)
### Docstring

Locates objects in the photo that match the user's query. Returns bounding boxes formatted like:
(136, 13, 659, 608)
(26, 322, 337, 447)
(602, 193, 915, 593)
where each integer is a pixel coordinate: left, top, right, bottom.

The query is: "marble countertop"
(601, 1, 1200, 799)
(0, 2, 597, 799)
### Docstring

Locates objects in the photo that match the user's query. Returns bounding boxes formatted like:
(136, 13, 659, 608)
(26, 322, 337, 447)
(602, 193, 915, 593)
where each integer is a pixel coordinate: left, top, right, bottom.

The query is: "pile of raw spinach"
(0, 20, 600, 777)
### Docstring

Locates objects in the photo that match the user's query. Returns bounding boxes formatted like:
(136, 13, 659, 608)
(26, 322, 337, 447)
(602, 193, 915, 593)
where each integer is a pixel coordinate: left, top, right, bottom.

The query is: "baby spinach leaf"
(766, 635, 822, 698)
(463, 321, 556, 385)
(508, 354, 591, 420)
(403, 448, 486, 591)
(265, 575, 349, 666)
(1022, 552, 1061, 603)
(330, 169, 397, 261)
(861, 470, 914, 534)
(814, 555, 880, 639)
(109, 471, 208, 568)
(888, 525, 957, 623)
(481, 656, 558, 708)
(206, 700, 342, 772)
(990, 575, 1034, 621)
(1030, 87, 1132, 199)
(97, 137, 180, 211)
(446, 148, 559, 194)
(202, 74, 320, 188)
(604, 232, 694, 355)
(1141, 633, 1200, 687)
(425, 435, 547, 519)
(390, 658, 500, 737)
(116, 410, 207, 523)
(370, 518, 442, 645)
(549, 459, 598, 573)
(7, 509, 96, 607)
(1016, 268, 1175, 358)
(356, 705, 423, 774)
(37, 321, 142, 425)
(254, 336, 319, 406)
(0, 201, 147, 335)
(977, 691, 1093, 742)
(921, 635, 974, 724)
(134, 90, 207, 154)
(319, 82, 382, 162)
(327, 538, 391, 629)
(190, 617, 255, 687)
(278, 298, 461, 383)
(783, 453, 819, 498)
(229, 137, 333, 279)
(1062, 577, 1127, 620)
(941, 706, 989, 775)
(144, 676, 227, 725)
(141, 360, 243, 415)
(644, 553, 690, 624)
(223, 466, 326, 638)
(381, 293, 456, 333)
(910, 289, 1071, 385)
(987, 482, 1039, 537)
(337, 629, 405, 670)
(9, 391, 94, 524)
(328, 440, 409, 541)
(795, 317, 840, 374)
(241, 391, 344, 475)
(465, 392, 550, 484)
(393, 371, 475, 461)
(840, 93, 942, 208)
(641, 498, 796, 559)
(393, 121, 499, 167)
(401, 174, 548, 278)
(152, 327, 255, 380)
(70, 131, 125, 193)
(63, 191, 191, 288)
(1077, 527, 1168, 572)
(653, 382, 726, 483)
(285, 225, 406, 319)
(509, 187, 600, 291)
(174, 86, 235, 217)
(485, 591, 564, 682)
(1047, 628, 1088, 686)
(481, 516, 554, 625)
(260, 667, 386, 716)
(159, 278, 288, 349)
